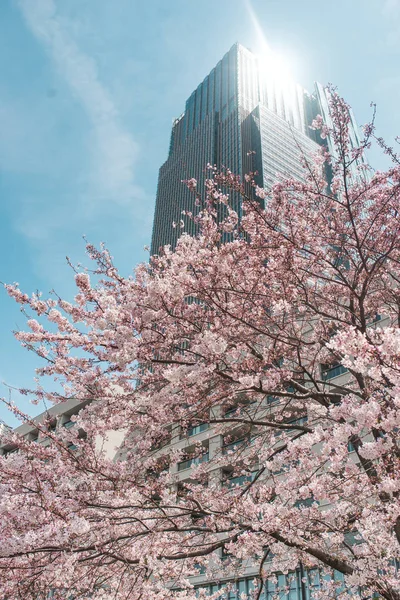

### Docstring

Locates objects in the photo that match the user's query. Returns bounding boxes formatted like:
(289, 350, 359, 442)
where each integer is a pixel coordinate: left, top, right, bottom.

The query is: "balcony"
(224, 400, 257, 419)
(266, 395, 280, 406)
(181, 423, 209, 439)
(223, 406, 239, 419)
(222, 437, 249, 455)
(273, 415, 308, 440)
(223, 471, 257, 489)
(321, 363, 348, 381)
(177, 452, 209, 472)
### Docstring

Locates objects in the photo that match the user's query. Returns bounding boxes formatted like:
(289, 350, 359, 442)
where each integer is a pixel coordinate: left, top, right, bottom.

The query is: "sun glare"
(245, 0, 295, 89)
(257, 50, 294, 89)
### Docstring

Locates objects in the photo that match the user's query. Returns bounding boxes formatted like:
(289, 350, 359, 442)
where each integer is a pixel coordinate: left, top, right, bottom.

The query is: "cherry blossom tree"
(1, 89, 400, 600)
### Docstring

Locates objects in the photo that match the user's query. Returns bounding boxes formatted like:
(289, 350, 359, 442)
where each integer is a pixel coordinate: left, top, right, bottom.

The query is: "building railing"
(321, 363, 348, 381)
(222, 438, 248, 455)
(192, 566, 349, 598)
(177, 452, 209, 472)
(181, 423, 209, 439)
(223, 470, 258, 489)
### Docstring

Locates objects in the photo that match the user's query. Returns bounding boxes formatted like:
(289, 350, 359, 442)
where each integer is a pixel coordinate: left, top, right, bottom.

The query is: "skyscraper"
(148, 46, 368, 598)
(151, 43, 356, 255)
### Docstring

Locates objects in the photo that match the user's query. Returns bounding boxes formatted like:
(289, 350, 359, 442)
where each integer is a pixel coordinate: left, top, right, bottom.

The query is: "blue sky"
(0, 0, 399, 425)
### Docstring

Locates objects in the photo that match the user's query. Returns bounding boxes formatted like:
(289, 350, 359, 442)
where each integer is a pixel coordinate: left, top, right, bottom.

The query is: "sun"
(257, 49, 294, 90)
(245, 0, 295, 89)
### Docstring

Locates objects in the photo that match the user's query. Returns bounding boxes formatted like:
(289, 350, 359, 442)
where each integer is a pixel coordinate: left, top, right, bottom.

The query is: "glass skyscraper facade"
(151, 43, 350, 254)
(149, 44, 366, 598)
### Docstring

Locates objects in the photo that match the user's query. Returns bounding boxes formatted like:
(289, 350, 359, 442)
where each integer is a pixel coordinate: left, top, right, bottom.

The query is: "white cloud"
(17, 0, 140, 205)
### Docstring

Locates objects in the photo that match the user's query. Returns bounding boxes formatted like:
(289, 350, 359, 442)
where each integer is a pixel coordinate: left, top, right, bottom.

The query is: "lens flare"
(245, 0, 294, 89)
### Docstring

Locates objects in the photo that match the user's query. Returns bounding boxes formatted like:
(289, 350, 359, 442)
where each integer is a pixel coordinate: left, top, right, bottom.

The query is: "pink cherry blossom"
(0, 89, 399, 599)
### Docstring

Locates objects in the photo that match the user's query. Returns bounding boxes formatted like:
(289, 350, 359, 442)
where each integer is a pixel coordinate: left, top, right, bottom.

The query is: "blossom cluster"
(0, 90, 399, 600)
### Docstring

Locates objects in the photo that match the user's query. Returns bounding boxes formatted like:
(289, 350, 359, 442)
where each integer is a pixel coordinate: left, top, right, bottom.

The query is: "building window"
(177, 452, 209, 472)
(222, 470, 257, 489)
(266, 395, 279, 406)
(193, 567, 352, 598)
(181, 423, 209, 439)
(222, 437, 249, 455)
(321, 363, 348, 381)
